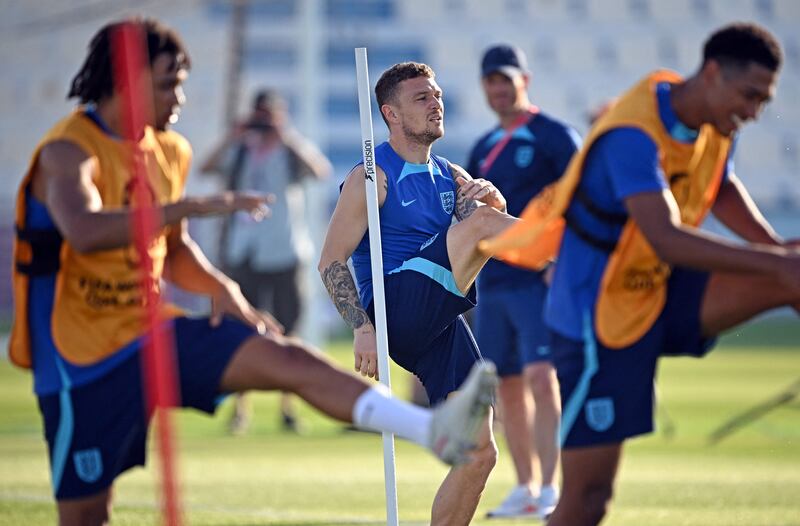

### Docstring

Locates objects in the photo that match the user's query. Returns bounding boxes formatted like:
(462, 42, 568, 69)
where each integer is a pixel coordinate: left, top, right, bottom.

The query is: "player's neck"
(95, 98, 146, 141)
(388, 135, 431, 164)
(669, 77, 706, 131)
(94, 101, 125, 138)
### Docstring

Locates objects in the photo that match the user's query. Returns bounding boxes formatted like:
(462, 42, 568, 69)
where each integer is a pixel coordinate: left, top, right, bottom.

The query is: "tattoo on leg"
(321, 261, 370, 330)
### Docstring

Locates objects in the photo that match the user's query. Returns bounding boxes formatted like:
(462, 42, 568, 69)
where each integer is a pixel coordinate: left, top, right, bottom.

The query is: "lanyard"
(479, 105, 539, 177)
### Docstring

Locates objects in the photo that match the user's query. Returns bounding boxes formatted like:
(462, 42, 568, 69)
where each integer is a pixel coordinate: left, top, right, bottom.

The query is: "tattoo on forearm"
(455, 192, 479, 221)
(321, 261, 370, 330)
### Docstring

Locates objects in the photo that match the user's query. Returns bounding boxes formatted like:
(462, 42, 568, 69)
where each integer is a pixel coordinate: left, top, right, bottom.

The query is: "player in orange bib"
(535, 24, 800, 526)
(482, 23, 800, 525)
(10, 17, 497, 525)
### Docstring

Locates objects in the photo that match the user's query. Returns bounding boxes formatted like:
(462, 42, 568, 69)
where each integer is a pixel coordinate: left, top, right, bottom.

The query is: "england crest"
(514, 145, 535, 168)
(585, 397, 615, 432)
(440, 191, 455, 215)
(73, 448, 103, 483)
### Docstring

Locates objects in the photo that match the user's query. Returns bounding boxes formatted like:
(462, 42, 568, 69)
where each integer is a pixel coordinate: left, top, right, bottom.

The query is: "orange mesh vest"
(481, 71, 730, 348)
(9, 110, 190, 368)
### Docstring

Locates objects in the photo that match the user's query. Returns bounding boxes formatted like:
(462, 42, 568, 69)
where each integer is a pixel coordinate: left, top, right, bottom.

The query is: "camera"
(246, 121, 275, 133)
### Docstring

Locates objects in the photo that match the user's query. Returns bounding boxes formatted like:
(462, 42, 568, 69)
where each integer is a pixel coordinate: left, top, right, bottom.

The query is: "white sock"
(352, 384, 432, 447)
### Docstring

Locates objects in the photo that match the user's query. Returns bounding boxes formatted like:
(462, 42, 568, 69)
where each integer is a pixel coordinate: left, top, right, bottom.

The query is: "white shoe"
(536, 485, 559, 520)
(428, 361, 498, 465)
(486, 485, 539, 518)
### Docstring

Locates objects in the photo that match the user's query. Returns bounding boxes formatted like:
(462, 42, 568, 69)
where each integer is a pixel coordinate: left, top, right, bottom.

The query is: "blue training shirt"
(351, 141, 457, 308)
(546, 82, 735, 340)
(466, 111, 581, 290)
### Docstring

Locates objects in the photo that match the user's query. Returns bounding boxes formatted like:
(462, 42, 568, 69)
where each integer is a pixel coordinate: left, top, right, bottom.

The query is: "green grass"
(0, 320, 799, 525)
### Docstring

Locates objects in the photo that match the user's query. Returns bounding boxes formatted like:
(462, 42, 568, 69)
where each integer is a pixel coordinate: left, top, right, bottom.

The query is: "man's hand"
(353, 325, 379, 380)
(184, 191, 274, 221)
(210, 279, 284, 336)
(455, 176, 507, 212)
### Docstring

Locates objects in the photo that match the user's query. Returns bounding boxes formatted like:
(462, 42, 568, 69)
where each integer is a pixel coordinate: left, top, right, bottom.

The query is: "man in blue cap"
(467, 43, 582, 519)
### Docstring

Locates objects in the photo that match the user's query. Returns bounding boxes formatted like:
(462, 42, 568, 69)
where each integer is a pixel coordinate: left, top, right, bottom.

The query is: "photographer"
(201, 89, 332, 434)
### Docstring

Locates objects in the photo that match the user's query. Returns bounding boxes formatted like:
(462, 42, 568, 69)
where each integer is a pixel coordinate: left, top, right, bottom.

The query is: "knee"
(59, 499, 111, 526)
(89, 506, 111, 526)
(581, 484, 614, 524)
(258, 335, 330, 386)
(525, 364, 558, 402)
(465, 436, 498, 481)
(462, 205, 505, 241)
(265, 335, 320, 365)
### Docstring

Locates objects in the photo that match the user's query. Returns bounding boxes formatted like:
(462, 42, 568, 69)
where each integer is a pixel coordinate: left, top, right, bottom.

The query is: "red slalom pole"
(111, 23, 182, 526)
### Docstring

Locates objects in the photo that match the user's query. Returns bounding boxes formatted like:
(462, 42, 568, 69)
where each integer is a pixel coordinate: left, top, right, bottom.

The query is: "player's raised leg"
(700, 272, 800, 336)
(445, 174, 519, 295)
(219, 333, 498, 465)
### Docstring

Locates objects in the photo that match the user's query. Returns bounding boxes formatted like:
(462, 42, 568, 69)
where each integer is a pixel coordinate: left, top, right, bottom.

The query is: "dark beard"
(401, 123, 441, 146)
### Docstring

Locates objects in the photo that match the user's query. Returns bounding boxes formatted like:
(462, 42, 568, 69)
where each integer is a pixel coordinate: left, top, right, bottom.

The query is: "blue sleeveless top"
(351, 141, 456, 307)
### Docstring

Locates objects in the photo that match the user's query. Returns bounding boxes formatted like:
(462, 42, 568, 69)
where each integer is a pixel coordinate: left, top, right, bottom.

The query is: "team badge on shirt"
(440, 191, 454, 215)
(73, 448, 103, 483)
(514, 145, 535, 168)
(585, 397, 615, 432)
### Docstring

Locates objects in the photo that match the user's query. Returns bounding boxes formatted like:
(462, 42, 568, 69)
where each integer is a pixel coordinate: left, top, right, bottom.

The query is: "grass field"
(0, 319, 798, 525)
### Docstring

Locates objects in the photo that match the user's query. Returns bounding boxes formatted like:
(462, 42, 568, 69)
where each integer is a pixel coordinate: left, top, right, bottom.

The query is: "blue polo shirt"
(466, 111, 581, 290)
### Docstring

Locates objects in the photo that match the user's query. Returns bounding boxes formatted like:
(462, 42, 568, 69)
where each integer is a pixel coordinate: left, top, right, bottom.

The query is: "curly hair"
(67, 17, 191, 104)
(703, 22, 782, 72)
(374, 62, 435, 126)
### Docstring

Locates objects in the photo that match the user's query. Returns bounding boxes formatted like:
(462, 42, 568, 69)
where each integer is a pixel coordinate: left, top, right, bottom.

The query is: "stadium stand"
(1, 0, 798, 322)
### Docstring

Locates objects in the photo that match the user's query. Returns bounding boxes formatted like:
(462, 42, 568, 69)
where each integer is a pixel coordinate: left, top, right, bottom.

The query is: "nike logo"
(401, 199, 416, 207)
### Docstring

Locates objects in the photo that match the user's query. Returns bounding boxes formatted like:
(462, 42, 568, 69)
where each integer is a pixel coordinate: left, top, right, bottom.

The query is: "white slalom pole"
(354, 47, 399, 526)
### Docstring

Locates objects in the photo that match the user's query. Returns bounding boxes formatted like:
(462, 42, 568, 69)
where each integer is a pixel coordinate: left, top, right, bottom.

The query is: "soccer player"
(9, 18, 497, 525)
(318, 62, 518, 525)
(466, 44, 581, 519)
(485, 23, 800, 525)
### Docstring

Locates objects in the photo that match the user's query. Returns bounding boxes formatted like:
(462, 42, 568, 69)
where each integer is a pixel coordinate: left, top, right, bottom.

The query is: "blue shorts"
(474, 280, 551, 377)
(38, 316, 255, 500)
(555, 268, 714, 448)
(368, 230, 481, 404)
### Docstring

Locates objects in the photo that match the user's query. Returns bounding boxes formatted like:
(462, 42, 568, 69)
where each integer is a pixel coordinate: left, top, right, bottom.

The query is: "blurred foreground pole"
(111, 23, 182, 526)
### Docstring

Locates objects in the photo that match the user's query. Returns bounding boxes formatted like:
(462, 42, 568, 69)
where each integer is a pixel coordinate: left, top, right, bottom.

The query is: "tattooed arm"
(318, 164, 387, 379)
(320, 261, 370, 331)
(449, 162, 507, 221)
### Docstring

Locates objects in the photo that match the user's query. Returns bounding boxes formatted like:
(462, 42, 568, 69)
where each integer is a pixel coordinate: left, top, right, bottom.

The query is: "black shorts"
(555, 268, 715, 448)
(367, 230, 481, 404)
(38, 317, 255, 499)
